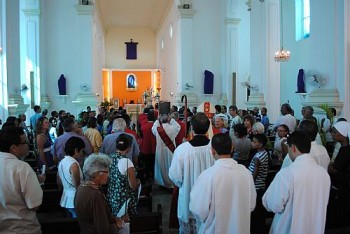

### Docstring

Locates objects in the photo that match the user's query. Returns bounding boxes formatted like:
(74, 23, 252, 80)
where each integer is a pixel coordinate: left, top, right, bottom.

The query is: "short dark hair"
(63, 117, 76, 132)
(229, 105, 238, 112)
(116, 133, 133, 151)
(211, 133, 232, 155)
(191, 112, 210, 134)
(65, 137, 85, 156)
(298, 120, 318, 141)
(87, 117, 97, 128)
(0, 127, 25, 152)
(281, 103, 292, 113)
(33, 105, 41, 113)
(148, 110, 155, 121)
(243, 115, 255, 125)
(286, 131, 311, 154)
(233, 123, 247, 138)
(253, 134, 267, 147)
(51, 111, 58, 117)
(214, 105, 222, 113)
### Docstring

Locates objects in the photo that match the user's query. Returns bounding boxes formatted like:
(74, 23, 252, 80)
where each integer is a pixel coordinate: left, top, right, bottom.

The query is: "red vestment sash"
(157, 125, 176, 153)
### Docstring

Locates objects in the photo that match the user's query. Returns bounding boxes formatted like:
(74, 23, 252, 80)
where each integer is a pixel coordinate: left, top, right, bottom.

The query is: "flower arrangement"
(100, 99, 113, 110)
(318, 103, 334, 146)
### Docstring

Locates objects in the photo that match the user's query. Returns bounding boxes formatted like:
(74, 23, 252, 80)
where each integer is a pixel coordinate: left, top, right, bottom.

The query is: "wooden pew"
(38, 189, 64, 213)
(137, 182, 153, 212)
(130, 204, 162, 234)
(37, 212, 80, 234)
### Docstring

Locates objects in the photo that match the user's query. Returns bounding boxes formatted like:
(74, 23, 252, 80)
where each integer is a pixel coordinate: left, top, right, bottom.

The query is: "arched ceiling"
(96, 0, 172, 31)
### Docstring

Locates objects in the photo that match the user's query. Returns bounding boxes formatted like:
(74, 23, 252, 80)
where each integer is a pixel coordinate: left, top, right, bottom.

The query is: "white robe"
(281, 141, 330, 170)
(152, 119, 180, 188)
(263, 154, 330, 234)
(169, 141, 215, 223)
(190, 158, 256, 234)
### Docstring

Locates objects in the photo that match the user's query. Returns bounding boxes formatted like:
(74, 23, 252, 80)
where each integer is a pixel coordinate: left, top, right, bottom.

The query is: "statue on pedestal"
(58, 74, 66, 95)
(296, 69, 306, 93)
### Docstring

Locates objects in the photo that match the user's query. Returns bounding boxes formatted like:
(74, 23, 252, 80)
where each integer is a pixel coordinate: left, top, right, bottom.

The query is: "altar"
(124, 104, 144, 127)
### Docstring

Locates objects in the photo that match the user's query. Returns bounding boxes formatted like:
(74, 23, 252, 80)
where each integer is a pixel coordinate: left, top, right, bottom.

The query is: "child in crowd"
(248, 133, 269, 234)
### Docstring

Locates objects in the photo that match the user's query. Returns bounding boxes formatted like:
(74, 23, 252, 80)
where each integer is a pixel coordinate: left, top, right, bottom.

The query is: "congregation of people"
(1, 101, 350, 234)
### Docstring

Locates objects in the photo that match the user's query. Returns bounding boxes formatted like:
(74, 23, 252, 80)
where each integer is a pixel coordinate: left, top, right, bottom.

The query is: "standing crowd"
(0, 102, 349, 233)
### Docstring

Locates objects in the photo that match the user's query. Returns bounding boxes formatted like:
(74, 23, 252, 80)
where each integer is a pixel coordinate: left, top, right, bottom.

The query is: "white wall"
(156, 1, 179, 103)
(249, 0, 347, 122)
(281, 0, 345, 120)
(104, 27, 157, 69)
(41, 0, 105, 114)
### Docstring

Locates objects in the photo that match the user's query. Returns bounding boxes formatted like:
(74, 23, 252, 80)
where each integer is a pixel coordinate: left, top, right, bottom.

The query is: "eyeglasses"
(98, 170, 109, 174)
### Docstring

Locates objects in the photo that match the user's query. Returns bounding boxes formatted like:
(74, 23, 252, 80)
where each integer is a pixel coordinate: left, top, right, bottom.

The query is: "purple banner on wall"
(125, 39, 138, 60)
(204, 70, 214, 94)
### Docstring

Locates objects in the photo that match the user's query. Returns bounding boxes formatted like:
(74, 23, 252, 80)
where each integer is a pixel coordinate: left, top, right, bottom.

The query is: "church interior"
(1, 0, 350, 233)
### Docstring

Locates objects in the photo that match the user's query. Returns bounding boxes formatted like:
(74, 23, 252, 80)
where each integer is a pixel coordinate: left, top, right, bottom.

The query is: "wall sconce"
(21, 84, 28, 92)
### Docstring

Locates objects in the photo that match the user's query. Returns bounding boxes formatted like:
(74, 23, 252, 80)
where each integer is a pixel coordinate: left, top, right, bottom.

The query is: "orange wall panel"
(111, 71, 152, 106)
(102, 70, 109, 100)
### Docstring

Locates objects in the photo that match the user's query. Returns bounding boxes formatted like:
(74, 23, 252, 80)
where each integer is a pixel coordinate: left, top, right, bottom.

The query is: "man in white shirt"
(0, 127, 45, 234)
(169, 113, 215, 233)
(263, 131, 330, 234)
(228, 105, 242, 140)
(273, 103, 297, 134)
(281, 120, 330, 170)
(190, 133, 256, 234)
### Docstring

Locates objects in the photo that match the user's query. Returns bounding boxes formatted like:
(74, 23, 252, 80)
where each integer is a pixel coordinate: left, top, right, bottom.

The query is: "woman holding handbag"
(107, 133, 141, 217)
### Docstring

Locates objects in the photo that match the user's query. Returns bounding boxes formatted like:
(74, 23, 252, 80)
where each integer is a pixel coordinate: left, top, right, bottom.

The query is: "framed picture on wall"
(114, 99, 119, 108)
(126, 73, 137, 91)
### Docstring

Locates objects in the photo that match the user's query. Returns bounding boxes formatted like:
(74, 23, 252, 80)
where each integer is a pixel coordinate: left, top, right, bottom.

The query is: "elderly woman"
(213, 113, 229, 135)
(75, 153, 126, 234)
(107, 133, 140, 217)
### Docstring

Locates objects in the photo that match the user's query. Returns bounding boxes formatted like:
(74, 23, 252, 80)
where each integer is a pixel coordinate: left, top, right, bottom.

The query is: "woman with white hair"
(213, 113, 229, 135)
(75, 153, 127, 234)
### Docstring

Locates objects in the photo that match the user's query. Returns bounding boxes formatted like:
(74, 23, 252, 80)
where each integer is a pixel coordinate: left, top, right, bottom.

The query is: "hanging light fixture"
(275, 0, 290, 62)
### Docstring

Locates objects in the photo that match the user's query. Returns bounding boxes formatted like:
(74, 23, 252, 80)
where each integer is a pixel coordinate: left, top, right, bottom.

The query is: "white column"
(20, 0, 41, 108)
(223, 17, 240, 106)
(343, 0, 350, 119)
(265, 0, 280, 122)
(250, 0, 280, 122)
(72, 5, 98, 111)
(176, 6, 195, 93)
(0, 0, 8, 121)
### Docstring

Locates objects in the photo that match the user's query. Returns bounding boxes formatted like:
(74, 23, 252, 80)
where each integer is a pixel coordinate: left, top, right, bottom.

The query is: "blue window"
(295, 0, 310, 41)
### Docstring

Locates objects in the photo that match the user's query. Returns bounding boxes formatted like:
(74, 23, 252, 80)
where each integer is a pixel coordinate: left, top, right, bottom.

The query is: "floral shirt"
(107, 152, 137, 216)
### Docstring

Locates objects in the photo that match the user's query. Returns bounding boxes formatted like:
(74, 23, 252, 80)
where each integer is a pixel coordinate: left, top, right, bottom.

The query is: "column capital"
(21, 0, 41, 16)
(177, 8, 196, 19)
(225, 17, 241, 25)
(75, 5, 95, 15)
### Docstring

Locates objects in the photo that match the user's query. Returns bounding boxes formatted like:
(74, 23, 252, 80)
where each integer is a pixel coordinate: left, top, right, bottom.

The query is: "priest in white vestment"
(169, 113, 215, 233)
(152, 114, 180, 188)
(263, 131, 330, 234)
(190, 133, 256, 234)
